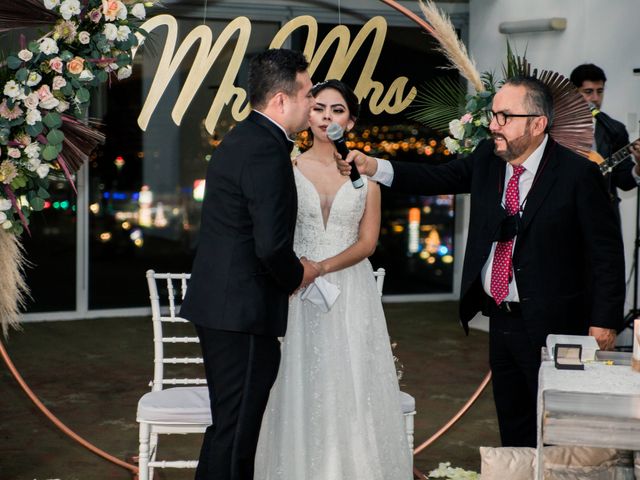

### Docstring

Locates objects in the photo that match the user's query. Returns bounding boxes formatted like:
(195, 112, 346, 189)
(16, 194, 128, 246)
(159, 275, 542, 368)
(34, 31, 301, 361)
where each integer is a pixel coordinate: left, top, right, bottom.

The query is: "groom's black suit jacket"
(391, 138, 625, 349)
(181, 111, 303, 337)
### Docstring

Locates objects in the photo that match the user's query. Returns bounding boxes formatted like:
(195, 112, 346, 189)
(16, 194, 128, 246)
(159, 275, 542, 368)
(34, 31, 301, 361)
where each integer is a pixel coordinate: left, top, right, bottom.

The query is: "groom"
(180, 49, 319, 479)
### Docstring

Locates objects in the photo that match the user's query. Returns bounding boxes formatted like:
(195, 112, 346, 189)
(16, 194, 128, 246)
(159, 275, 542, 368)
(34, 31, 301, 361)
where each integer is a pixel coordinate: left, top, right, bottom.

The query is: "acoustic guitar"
(587, 138, 640, 175)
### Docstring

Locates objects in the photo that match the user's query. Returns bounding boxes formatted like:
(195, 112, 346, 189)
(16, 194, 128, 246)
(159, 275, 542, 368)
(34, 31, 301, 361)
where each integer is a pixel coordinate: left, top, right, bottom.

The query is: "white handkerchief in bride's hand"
(300, 277, 341, 312)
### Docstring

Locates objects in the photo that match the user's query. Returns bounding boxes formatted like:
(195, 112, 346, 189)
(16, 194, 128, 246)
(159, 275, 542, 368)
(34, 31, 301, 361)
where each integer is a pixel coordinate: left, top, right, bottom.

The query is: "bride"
(254, 80, 412, 479)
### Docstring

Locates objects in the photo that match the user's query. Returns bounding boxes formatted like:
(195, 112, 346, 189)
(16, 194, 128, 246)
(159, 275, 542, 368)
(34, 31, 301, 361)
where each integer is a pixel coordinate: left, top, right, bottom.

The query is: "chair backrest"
(145, 270, 206, 392)
(373, 267, 385, 296)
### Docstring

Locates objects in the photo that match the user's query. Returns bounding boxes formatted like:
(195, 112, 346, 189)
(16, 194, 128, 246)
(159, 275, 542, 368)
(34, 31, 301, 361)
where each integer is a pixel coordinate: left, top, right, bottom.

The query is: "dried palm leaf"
(58, 116, 106, 172)
(0, 229, 29, 337)
(418, 0, 484, 93)
(537, 70, 593, 157)
(408, 76, 467, 132)
(0, 0, 58, 33)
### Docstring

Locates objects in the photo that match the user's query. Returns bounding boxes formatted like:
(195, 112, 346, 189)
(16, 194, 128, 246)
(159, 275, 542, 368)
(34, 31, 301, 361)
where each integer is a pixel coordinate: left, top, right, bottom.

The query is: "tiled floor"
(0, 302, 500, 479)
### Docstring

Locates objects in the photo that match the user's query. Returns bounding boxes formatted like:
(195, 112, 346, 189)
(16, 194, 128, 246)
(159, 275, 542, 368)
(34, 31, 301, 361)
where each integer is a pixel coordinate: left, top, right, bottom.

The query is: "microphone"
(588, 102, 616, 136)
(326, 122, 364, 189)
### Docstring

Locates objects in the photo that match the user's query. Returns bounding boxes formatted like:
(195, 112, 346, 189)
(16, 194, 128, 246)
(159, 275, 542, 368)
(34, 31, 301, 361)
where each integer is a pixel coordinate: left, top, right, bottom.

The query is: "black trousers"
(489, 305, 540, 448)
(195, 326, 281, 480)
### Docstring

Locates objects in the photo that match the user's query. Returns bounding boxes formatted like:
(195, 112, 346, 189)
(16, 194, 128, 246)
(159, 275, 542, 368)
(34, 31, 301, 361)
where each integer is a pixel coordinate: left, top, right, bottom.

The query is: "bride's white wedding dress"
(254, 167, 412, 480)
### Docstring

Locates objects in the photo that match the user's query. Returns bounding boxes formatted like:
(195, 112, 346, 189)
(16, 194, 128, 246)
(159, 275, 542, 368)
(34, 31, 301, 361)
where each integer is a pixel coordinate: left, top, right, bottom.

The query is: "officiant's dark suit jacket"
(180, 111, 303, 337)
(391, 138, 625, 349)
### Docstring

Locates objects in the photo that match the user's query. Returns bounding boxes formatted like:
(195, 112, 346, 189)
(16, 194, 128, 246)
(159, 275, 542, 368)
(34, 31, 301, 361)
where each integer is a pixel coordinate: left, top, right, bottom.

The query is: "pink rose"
(37, 84, 54, 101)
(49, 57, 64, 73)
(89, 8, 102, 23)
(460, 113, 473, 124)
(102, 0, 125, 21)
(52, 75, 67, 90)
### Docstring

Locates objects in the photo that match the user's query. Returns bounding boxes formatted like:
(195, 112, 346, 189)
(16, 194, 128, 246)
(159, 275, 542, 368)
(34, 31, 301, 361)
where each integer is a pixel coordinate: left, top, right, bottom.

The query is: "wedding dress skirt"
(254, 169, 412, 480)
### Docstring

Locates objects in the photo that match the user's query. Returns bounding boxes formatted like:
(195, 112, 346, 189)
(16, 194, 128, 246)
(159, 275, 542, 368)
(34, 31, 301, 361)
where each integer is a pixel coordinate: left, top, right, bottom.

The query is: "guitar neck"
(600, 137, 639, 174)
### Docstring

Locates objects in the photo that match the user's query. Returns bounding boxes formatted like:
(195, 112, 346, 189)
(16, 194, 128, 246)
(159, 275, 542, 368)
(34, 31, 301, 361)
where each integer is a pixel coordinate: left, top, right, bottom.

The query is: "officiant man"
(181, 49, 319, 480)
(570, 63, 640, 223)
(339, 76, 625, 447)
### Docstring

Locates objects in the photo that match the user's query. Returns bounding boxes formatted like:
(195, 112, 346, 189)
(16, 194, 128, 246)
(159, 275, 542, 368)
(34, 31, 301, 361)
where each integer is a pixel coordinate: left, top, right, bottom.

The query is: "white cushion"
(399, 391, 415, 414)
(137, 386, 212, 424)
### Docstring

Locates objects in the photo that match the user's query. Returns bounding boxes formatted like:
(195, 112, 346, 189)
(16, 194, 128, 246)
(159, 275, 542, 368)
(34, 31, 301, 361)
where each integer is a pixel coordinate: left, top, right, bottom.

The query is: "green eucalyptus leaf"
(29, 197, 45, 211)
(15, 68, 29, 82)
(42, 144, 59, 161)
(76, 87, 90, 103)
(46, 128, 65, 145)
(43, 112, 63, 129)
(6, 56, 22, 70)
(25, 122, 43, 137)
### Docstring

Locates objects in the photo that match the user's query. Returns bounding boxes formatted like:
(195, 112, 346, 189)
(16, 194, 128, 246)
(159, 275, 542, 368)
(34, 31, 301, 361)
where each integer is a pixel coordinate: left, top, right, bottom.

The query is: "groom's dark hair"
(248, 49, 309, 110)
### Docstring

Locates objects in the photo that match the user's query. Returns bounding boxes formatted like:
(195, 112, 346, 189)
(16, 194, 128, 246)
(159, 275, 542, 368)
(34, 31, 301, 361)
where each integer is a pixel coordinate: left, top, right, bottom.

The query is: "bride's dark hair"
(311, 79, 360, 120)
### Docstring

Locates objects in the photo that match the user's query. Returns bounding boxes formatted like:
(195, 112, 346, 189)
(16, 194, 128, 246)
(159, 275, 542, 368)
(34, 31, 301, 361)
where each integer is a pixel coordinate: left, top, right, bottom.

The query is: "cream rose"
(23, 92, 40, 110)
(78, 31, 91, 44)
(52, 75, 67, 91)
(39, 37, 59, 55)
(18, 49, 33, 62)
(102, 0, 127, 21)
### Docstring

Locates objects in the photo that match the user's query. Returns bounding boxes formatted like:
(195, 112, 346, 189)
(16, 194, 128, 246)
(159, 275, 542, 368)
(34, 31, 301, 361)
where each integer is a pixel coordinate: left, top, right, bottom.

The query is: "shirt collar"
(509, 134, 548, 176)
(253, 110, 294, 145)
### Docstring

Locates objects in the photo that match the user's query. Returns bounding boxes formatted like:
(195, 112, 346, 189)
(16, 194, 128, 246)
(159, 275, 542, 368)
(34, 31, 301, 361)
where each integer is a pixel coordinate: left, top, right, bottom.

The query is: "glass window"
(88, 17, 282, 309)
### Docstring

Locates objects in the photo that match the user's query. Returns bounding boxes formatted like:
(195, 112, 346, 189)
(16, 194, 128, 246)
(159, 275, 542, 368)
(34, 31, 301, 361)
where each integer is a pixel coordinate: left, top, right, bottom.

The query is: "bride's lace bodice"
(293, 167, 367, 260)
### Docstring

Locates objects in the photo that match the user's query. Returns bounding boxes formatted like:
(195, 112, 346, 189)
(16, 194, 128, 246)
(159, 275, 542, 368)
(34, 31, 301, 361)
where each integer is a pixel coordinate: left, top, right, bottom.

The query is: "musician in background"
(570, 63, 640, 222)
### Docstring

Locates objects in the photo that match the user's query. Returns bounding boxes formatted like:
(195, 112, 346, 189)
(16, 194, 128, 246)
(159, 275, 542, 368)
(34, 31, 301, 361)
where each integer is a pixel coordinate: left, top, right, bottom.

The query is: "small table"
(536, 351, 640, 479)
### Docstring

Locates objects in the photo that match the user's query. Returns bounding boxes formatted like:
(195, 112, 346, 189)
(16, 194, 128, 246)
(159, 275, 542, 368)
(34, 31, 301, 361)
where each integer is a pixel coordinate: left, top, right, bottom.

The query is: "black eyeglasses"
(484, 110, 542, 126)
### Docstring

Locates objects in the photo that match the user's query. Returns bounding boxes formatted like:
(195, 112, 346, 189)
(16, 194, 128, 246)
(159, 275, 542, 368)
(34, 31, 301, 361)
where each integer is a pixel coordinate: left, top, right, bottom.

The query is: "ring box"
(554, 343, 584, 370)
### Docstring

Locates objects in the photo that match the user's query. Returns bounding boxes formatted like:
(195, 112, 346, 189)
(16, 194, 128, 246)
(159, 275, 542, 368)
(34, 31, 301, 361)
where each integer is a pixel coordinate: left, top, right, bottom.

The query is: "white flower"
(116, 25, 131, 42)
(27, 158, 41, 171)
(103, 23, 118, 41)
(40, 96, 60, 110)
(59, 0, 81, 20)
(117, 65, 132, 80)
(3, 80, 22, 98)
(0, 211, 6, 223)
(26, 71, 43, 87)
(448, 119, 465, 140)
(79, 69, 95, 82)
(36, 163, 51, 179)
(78, 31, 91, 44)
(52, 76, 67, 91)
(39, 37, 59, 55)
(25, 108, 42, 126)
(25, 143, 40, 159)
(18, 49, 33, 62)
(44, 0, 60, 9)
(0, 199, 11, 211)
(130, 3, 146, 19)
(56, 100, 70, 113)
(2, 220, 12, 230)
(444, 136, 460, 154)
(23, 92, 40, 110)
(7, 148, 20, 159)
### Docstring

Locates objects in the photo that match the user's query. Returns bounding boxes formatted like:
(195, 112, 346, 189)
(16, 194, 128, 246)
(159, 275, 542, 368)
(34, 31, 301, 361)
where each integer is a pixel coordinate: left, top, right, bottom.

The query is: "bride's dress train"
(254, 168, 412, 479)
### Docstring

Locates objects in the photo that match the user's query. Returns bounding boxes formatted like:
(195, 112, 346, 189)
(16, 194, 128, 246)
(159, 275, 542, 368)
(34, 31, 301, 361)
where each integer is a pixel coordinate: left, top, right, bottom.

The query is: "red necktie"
(490, 165, 525, 305)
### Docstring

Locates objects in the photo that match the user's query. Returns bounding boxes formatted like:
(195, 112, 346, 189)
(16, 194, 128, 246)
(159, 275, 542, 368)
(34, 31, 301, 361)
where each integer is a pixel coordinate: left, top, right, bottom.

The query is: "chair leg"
(138, 423, 150, 480)
(149, 432, 158, 480)
(404, 412, 415, 463)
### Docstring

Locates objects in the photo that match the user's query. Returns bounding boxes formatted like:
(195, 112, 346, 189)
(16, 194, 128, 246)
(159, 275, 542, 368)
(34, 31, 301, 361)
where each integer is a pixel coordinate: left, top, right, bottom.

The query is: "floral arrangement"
(427, 462, 479, 480)
(0, 0, 154, 335)
(0, 0, 151, 235)
(443, 89, 493, 156)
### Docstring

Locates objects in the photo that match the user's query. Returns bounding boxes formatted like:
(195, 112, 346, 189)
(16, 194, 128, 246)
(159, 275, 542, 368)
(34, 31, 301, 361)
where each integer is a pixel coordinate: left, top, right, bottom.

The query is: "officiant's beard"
(493, 127, 533, 163)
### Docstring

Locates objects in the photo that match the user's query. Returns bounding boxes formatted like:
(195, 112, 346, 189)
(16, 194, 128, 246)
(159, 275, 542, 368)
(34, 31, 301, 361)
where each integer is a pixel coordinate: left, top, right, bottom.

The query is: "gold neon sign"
(135, 14, 416, 134)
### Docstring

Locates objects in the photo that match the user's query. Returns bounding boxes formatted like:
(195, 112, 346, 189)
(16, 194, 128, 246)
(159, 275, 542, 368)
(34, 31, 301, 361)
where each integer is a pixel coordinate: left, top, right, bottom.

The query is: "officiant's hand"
(298, 257, 321, 290)
(335, 150, 378, 177)
(589, 326, 616, 351)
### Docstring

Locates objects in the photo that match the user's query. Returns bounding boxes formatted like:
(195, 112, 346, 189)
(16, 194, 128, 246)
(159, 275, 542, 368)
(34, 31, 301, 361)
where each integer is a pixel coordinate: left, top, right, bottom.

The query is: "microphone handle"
(333, 138, 364, 189)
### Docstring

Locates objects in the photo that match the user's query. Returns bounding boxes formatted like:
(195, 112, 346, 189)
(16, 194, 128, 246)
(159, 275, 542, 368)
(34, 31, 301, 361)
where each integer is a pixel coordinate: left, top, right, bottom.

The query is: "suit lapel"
(486, 155, 507, 240)
(519, 139, 558, 233)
